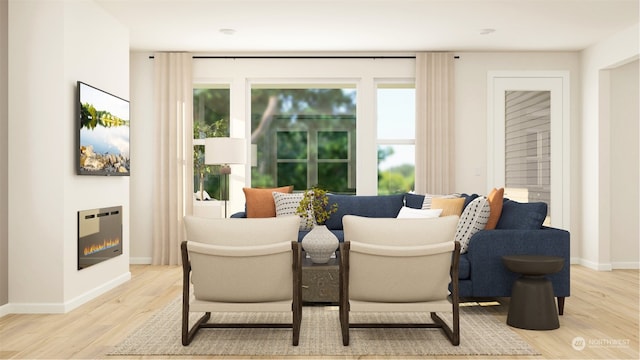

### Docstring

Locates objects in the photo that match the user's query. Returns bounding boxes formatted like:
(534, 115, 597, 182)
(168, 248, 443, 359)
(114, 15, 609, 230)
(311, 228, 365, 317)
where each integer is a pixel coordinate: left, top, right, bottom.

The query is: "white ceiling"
(96, 0, 639, 53)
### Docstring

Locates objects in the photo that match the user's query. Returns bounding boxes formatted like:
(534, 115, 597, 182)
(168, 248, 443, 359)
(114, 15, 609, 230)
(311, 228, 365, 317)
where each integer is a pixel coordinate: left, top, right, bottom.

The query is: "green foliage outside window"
(377, 147, 415, 195)
(193, 86, 415, 197)
(251, 88, 356, 193)
(193, 88, 230, 200)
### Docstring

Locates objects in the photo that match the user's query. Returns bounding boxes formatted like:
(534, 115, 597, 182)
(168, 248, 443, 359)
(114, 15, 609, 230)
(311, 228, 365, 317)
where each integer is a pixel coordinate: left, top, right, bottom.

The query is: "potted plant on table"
(296, 186, 339, 264)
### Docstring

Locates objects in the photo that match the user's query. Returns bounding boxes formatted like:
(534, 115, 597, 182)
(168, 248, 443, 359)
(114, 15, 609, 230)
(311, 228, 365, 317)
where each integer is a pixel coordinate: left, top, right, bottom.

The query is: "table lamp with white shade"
(205, 137, 246, 217)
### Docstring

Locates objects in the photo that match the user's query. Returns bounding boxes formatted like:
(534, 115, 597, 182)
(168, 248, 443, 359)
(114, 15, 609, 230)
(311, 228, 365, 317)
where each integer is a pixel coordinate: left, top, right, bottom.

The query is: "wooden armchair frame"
(181, 241, 302, 346)
(338, 215, 461, 346)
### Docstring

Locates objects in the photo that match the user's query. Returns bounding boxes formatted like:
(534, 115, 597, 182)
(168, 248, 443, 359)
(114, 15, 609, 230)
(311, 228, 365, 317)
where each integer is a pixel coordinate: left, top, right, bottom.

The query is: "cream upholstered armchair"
(181, 215, 302, 346)
(339, 215, 461, 346)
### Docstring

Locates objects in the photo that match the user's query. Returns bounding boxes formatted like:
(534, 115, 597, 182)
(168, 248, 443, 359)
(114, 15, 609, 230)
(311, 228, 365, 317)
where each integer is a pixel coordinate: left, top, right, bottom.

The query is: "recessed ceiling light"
(219, 28, 236, 36)
(479, 28, 496, 35)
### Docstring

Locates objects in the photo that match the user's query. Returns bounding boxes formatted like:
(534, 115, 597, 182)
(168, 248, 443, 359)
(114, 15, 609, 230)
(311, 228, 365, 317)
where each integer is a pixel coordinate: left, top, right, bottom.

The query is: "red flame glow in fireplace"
(78, 206, 123, 270)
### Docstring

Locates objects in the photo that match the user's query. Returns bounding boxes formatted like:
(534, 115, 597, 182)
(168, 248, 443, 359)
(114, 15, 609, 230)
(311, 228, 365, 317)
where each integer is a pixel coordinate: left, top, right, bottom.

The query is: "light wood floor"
(0, 265, 638, 360)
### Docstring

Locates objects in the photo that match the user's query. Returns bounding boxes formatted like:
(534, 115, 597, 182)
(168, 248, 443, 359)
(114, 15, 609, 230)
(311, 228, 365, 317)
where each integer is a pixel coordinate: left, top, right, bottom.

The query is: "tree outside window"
(251, 87, 356, 193)
(377, 85, 416, 195)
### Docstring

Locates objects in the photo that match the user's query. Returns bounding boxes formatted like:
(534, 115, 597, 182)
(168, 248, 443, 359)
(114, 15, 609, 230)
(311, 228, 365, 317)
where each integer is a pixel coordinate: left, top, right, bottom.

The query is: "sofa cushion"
(458, 254, 471, 280)
(421, 193, 461, 209)
(404, 192, 425, 209)
(242, 186, 293, 218)
(273, 192, 314, 231)
(496, 199, 547, 230)
(324, 194, 405, 230)
(485, 187, 504, 230)
(431, 197, 465, 217)
(455, 196, 490, 253)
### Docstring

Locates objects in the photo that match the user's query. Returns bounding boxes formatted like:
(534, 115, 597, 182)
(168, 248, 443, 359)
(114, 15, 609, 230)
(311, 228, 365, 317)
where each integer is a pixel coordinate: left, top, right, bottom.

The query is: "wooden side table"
(502, 255, 564, 330)
(301, 256, 339, 304)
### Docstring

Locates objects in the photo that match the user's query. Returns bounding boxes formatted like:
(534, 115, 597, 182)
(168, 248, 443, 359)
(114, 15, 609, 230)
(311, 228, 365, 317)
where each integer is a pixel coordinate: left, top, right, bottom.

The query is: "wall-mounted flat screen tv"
(77, 81, 130, 176)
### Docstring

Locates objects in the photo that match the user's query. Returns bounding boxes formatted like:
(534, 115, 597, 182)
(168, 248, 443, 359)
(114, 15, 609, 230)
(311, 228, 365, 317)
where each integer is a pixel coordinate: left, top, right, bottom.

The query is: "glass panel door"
(488, 73, 569, 228)
(504, 90, 551, 220)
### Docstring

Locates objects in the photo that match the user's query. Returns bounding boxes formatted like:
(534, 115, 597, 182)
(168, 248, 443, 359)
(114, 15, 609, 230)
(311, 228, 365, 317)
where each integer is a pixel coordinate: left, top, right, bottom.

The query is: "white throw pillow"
(273, 192, 314, 231)
(455, 196, 490, 253)
(396, 206, 443, 219)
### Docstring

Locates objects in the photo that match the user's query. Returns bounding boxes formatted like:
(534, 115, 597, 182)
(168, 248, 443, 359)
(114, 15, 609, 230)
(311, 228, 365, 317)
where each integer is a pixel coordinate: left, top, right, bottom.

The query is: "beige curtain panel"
(415, 52, 455, 195)
(152, 52, 193, 265)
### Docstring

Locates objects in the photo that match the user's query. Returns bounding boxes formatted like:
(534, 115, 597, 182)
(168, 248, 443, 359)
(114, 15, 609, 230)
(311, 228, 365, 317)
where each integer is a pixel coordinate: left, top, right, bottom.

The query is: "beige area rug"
(108, 297, 539, 357)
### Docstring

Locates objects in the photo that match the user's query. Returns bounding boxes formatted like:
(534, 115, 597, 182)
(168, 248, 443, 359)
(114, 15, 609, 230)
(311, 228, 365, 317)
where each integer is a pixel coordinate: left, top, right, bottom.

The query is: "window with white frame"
(250, 86, 356, 193)
(192, 86, 230, 200)
(376, 84, 416, 194)
(192, 57, 416, 196)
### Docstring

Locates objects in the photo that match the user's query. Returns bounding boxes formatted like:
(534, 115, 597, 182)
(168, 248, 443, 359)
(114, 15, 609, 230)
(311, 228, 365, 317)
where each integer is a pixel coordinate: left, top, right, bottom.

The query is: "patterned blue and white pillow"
(455, 196, 490, 253)
(273, 192, 314, 231)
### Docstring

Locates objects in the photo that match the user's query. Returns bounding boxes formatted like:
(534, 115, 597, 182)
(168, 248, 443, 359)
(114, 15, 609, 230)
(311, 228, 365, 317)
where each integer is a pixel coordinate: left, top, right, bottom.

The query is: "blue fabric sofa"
(231, 192, 570, 314)
(407, 192, 570, 315)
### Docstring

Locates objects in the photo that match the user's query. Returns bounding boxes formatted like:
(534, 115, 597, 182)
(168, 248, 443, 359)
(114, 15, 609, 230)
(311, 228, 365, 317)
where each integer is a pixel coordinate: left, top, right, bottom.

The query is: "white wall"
(1, 0, 9, 311)
(129, 52, 154, 264)
(609, 60, 639, 269)
(8, 0, 130, 313)
(581, 24, 639, 270)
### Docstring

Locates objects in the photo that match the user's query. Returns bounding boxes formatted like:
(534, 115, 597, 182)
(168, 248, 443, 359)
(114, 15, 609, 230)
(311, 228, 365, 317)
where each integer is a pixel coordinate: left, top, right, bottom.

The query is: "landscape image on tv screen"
(77, 81, 130, 176)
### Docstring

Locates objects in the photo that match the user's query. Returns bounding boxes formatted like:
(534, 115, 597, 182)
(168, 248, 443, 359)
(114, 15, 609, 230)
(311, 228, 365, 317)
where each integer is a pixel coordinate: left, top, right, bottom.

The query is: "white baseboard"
(579, 258, 613, 271)
(7, 272, 131, 314)
(611, 261, 640, 269)
(130, 257, 152, 265)
(7, 300, 68, 314)
(576, 258, 639, 270)
(63, 272, 131, 313)
(0, 303, 11, 318)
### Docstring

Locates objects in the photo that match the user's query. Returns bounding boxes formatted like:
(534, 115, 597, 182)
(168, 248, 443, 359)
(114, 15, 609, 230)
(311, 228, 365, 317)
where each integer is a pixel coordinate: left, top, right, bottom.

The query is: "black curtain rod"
(148, 55, 419, 59)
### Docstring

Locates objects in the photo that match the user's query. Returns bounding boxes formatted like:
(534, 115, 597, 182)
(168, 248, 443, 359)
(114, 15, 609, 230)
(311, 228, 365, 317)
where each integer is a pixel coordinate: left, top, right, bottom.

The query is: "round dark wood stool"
(502, 255, 564, 330)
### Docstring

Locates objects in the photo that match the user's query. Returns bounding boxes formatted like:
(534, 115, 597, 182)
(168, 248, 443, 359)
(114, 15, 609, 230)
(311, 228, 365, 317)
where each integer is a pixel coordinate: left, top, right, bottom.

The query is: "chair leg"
(181, 294, 189, 345)
(557, 296, 565, 315)
(340, 306, 349, 346)
(292, 311, 300, 346)
(339, 242, 350, 346)
(292, 301, 302, 346)
(181, 241, 203, 346)
(182, 312, 211, 346)
(452, 312, 460, 345)
(292, 241, 302, 346)
(431, 312, 459, 346)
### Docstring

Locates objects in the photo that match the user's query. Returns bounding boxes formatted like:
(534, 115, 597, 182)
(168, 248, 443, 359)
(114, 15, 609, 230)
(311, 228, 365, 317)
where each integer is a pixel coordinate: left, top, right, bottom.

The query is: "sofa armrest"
(465, 228, 570, 297)
(230, 212, 247, 218)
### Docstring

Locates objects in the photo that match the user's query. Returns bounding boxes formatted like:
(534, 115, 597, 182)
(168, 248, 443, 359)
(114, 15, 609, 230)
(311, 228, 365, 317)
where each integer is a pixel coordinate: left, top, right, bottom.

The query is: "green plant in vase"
(296, 186, 339, 263)
(296, 186, 338, 227)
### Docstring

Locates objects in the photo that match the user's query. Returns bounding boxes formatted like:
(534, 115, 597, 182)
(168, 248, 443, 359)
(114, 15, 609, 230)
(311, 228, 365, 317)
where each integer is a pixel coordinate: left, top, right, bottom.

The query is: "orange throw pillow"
(243, 186, 294, 218)
(485, 187, 504, 229)
(431, 197, 465, 217)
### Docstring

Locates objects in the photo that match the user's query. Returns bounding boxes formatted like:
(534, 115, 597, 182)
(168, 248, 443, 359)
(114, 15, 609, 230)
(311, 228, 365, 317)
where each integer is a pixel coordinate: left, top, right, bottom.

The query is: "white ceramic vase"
(301, 225, 339, 264)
